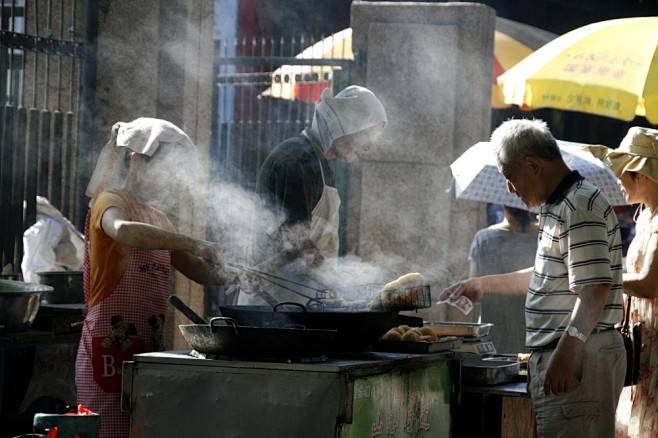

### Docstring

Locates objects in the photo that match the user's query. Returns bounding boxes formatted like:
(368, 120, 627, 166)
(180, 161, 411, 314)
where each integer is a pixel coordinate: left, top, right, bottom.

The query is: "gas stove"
(189, 349, 331, 363)
(186, 347, 398, 364)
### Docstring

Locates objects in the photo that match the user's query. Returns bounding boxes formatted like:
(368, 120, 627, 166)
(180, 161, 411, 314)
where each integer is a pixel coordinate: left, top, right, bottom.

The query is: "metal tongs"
(226, 262, 332, 309)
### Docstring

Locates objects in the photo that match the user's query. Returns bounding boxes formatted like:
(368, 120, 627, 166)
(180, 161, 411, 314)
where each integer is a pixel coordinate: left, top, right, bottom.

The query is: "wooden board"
(502, 396, 537, 438)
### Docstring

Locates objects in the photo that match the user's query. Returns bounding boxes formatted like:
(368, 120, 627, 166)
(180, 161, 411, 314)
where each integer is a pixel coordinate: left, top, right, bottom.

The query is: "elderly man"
(440, 119, 625, 437)
(240, 85, 387, 305)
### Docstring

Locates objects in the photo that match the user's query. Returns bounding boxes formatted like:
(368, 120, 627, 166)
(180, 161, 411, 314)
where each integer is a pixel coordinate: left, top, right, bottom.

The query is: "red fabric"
(295, 81, 331, 103)
(492, 57, 505, 84)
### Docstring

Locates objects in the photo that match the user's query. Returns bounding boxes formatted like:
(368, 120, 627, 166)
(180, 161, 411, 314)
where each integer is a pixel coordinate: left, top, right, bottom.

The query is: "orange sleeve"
(86, 191, 131, 309)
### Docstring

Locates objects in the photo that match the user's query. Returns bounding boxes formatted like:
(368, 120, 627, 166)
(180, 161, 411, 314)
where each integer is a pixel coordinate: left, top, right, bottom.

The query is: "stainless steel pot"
(0, 279, 53, 332)
(36, 271, 83, 304)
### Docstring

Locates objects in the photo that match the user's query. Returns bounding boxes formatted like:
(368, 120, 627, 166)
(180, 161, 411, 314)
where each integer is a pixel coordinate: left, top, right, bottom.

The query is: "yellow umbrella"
(492, 32, 533, 108)
(262, 19, 555, 105)
(497, 17, 658, 123)
(492, 18, 556, 108)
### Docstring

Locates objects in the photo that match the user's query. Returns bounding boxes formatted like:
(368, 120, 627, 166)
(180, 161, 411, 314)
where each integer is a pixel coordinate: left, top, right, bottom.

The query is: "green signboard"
(340, 362, 452, 437)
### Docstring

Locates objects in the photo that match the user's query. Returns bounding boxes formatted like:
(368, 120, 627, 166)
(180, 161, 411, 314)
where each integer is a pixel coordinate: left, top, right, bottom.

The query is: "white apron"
(238, 159, 340, 305)
(309, 159, 341, 262)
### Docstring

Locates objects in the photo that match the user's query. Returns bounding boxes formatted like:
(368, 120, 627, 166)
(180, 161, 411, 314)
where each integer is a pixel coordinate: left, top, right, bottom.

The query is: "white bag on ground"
(21, 197, 84, 283)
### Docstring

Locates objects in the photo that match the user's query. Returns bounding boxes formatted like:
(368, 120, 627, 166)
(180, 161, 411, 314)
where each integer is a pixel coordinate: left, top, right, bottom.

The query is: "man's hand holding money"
(437, 279, 485, 315)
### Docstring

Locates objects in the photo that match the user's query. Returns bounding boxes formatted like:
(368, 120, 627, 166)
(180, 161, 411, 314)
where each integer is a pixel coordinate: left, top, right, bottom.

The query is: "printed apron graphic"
(92, 336, 146, 393)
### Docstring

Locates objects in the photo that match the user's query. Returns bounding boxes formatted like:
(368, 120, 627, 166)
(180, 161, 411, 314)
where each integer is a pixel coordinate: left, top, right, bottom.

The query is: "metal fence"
(211, 31, 353, 190)
(0, 0, 86, 274)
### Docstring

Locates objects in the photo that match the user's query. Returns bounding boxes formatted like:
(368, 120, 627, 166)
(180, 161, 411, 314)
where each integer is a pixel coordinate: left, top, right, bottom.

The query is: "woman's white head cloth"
(85, 117, 198, 198)
(309, 85, 387, 152)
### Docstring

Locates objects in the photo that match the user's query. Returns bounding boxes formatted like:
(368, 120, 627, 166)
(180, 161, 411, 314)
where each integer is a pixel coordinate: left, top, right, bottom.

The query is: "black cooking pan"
(170, 296, 337, 358)
(179, 318, 236, 354)
(180, 317, 337, 359)
(218, 303, 400, 352)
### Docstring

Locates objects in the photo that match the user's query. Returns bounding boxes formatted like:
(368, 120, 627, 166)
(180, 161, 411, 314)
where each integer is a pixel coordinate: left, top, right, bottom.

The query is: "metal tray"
(483, 355, 528, 375)
(371, 338, 462, 354)
(422, 321, 493, 338)
(461, 359, 521, 385)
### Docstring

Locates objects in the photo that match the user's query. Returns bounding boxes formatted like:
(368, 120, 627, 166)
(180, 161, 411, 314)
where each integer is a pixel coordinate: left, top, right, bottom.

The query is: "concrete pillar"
(349, 2, 494, 321)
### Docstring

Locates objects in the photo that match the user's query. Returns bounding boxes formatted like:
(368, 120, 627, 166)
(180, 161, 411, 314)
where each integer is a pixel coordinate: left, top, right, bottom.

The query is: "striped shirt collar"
(545, 170, 584, 205)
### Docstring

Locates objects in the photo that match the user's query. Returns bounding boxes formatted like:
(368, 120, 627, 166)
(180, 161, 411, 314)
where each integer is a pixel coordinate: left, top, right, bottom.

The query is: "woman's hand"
(194, 240, 224, 267)
(207, 265, 241, 287)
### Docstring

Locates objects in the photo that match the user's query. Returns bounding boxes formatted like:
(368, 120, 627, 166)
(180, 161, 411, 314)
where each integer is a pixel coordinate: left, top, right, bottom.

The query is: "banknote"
(438, 295, 473, 315)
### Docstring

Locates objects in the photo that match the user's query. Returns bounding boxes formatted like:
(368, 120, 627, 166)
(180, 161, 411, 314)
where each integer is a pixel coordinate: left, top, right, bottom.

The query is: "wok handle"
(210, 316, 239, 334)
(274, 302, 307, 313)
(168, 295, 208, 325)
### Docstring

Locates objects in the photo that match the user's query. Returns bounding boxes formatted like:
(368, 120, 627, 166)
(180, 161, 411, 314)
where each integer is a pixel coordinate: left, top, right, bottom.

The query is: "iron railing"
(211, 33, 353, 190)
(0, 0, 86, 274)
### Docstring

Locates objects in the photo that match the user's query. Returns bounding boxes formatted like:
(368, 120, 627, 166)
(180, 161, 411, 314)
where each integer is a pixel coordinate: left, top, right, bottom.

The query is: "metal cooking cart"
(122, 350, 453, 438)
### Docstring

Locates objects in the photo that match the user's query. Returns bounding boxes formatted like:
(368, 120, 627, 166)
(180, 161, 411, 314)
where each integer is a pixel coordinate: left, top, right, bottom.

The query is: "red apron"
(76, 211, 170, 438)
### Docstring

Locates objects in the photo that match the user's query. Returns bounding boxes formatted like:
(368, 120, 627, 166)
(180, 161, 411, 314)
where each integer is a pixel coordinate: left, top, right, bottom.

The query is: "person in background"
(486, 202, 504, 225)
(469, 205, 538, 354)
(77, 118, 229, 438)
(439, 118, 625, 438)
(240, 85, 387, 305)
(586, 126, 658, 437)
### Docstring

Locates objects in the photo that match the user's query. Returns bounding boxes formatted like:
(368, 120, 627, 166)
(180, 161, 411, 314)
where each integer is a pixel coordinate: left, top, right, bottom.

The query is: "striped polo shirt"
(526, 171, 624, 350)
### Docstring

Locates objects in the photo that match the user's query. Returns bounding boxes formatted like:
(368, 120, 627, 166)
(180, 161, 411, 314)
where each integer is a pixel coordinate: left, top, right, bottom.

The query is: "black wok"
(179, 317, 337, 359)
(218, 303, 400, 352)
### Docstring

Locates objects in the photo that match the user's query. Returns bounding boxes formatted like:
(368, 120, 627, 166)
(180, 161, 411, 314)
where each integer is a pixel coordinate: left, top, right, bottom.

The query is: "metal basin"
(0, 279, 53, 332)
(461, 359, 521, 386)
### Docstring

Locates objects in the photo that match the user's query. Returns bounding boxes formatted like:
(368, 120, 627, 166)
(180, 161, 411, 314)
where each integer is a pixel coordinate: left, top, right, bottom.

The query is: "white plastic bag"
(21, 197, 84, 283)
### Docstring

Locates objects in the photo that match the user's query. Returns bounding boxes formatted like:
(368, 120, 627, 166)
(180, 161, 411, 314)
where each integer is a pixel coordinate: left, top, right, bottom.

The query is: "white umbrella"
(450, 140, 627, 211)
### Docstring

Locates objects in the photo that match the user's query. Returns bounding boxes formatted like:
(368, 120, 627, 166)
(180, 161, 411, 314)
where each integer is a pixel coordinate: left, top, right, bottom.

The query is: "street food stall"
(122, 283, 457, 437)
(0, 274, 537, 437)
(123, 289, 534, 438)
(122, 325, 535, 438)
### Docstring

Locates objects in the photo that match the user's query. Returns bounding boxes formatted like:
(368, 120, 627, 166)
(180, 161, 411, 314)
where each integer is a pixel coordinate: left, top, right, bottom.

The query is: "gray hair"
(491, 119, 561, 166)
